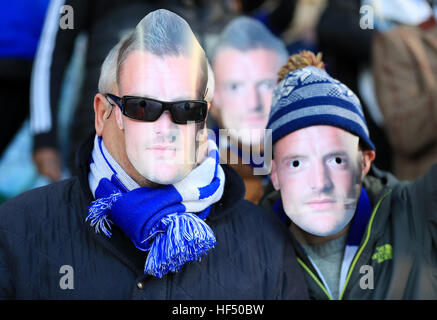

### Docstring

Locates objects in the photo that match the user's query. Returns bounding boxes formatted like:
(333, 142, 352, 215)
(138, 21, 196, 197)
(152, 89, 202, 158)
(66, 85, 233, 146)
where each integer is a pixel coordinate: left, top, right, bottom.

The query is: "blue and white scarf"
(86, 135, 225, 278)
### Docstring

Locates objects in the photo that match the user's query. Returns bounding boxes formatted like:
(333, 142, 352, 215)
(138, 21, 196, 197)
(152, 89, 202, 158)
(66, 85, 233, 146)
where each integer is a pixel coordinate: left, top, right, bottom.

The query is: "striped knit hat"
(267, 51, 375, 150)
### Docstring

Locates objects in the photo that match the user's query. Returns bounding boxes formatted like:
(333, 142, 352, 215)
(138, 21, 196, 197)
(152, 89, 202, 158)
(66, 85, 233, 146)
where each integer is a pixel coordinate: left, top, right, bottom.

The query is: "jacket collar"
(76, 133, 95, 204)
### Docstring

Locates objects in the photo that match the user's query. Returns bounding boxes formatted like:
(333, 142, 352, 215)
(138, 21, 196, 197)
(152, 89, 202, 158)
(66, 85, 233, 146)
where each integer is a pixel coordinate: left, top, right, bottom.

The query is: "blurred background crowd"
(1, 0, 437, 204)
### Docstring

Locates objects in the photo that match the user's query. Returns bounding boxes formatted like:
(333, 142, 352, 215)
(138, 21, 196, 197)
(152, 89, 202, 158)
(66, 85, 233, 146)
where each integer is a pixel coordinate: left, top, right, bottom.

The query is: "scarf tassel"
(86, 192, 122, 237)
(144, 212, 216, 278)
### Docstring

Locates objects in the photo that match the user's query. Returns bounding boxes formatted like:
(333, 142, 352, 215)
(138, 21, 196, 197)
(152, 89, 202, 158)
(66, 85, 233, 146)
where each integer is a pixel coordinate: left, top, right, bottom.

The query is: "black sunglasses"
(105, 93, 207, 124)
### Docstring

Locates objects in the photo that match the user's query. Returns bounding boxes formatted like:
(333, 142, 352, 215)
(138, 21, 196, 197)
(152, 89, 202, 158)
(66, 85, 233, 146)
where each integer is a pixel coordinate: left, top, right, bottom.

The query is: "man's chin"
(300, 213, 353, 237)
(305, 227, 342, 237)
(140, 163, 193, 185)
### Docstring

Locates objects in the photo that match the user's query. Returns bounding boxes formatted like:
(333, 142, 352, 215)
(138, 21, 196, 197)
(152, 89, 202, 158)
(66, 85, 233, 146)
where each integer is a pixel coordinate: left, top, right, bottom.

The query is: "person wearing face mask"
(208, 17, 288, 204)
(260, 51, 437, 300)
(0, 9, 308, 300)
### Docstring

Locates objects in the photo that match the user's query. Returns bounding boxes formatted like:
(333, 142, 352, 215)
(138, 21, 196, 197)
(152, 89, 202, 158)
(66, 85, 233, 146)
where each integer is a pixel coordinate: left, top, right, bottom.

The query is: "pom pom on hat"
(277, 50, 325, 83)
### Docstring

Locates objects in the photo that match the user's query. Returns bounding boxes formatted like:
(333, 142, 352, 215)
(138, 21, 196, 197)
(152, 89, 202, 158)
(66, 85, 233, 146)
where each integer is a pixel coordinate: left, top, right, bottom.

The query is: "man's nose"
(309, 160, 333, 193)
(153, 110, 176, 135)
(247, 86, 263, 113)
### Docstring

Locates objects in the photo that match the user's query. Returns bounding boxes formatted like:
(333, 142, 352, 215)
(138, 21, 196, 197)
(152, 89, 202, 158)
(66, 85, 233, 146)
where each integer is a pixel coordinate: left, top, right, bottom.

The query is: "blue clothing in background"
(0, 0, 50, 59)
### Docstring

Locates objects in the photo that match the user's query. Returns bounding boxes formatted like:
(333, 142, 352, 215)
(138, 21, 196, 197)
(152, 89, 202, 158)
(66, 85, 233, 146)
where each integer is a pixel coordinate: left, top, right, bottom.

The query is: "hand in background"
(33, 148, 62, 182)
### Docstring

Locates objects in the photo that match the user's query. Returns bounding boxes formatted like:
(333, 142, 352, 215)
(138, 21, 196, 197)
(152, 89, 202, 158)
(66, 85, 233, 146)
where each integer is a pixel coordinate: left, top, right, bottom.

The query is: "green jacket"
(260, 164, 437, 300)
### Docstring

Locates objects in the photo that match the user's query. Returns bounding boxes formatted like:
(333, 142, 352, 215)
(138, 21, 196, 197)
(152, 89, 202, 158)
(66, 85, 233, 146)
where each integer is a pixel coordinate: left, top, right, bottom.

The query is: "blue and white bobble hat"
(267, 54, 375, 150)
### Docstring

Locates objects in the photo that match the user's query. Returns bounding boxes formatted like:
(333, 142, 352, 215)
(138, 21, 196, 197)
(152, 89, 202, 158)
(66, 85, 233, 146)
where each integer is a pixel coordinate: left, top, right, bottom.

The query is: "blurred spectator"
(282, 0, 327, 54)
(0, 0, 49, 156)
(208, 17, 288, 204)
(316, 0, 393, 172)
(371, 0, 437, 180)
(225, 0, 297, 37)
(30, 0, 234, 181)
(224, 0, 325, 54)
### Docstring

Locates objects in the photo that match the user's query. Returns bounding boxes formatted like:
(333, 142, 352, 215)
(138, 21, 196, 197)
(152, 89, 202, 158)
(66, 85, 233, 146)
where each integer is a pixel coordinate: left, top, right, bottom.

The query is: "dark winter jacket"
(261, 165, 437, 299)
(0, 134, 308, 299)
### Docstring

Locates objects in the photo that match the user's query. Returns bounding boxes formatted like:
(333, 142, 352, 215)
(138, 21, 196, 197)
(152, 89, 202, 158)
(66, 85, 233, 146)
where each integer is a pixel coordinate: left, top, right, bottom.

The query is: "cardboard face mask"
(273, 126, 363, 237)
(115, 10, 212, 185)
(213, 48, 279, 147)
(210, 16, 287, 149)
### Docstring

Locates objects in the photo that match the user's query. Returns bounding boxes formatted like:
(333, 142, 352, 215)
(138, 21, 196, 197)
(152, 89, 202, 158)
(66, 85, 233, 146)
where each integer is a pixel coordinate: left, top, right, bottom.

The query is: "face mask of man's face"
(212, 48, 280, 147)
(117, 51, 208, 185)
(272, 125, 364, 236)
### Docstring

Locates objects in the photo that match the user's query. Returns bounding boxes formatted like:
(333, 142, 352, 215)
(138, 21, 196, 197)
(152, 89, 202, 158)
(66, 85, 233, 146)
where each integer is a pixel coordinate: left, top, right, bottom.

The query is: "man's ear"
(361, 150, 376, 179)
(271, 159, 280, 191)
(94, 93, 112, 136)
(114, 105, 124, 130)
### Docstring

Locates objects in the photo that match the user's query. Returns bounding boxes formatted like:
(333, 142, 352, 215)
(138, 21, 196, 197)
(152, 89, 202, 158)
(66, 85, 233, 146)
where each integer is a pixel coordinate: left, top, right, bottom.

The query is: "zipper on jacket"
(297, 257, 333, 300)
(338, 190, 391, 299)
(297, 190, 392, 300)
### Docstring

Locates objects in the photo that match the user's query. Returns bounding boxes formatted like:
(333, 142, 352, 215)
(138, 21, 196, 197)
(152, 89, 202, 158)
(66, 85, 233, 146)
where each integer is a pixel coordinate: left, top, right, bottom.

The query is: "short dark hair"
(208, 16, 288, 66)
(116, 9, 209, 99)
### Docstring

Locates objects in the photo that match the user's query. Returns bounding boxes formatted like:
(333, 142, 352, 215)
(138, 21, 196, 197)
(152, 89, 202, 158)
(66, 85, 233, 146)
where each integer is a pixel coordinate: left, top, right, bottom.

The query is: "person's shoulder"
(225, 198, 290, 240)
(241, 199, 283, 224)
(367, 164, 437, 228)
(0, 177, 84, 228)
(396, 163, 437, 207)
(377, 163, 437, 198)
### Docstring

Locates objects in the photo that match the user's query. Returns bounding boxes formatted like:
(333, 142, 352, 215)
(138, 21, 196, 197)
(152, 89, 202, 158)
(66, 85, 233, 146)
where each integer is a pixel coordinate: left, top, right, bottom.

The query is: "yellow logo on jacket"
(372, 244, 393, 263)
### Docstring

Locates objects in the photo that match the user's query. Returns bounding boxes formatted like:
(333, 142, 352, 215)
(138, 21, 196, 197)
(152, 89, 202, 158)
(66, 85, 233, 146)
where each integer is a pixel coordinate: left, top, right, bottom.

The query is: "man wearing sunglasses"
(0, 9, 308, 299)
